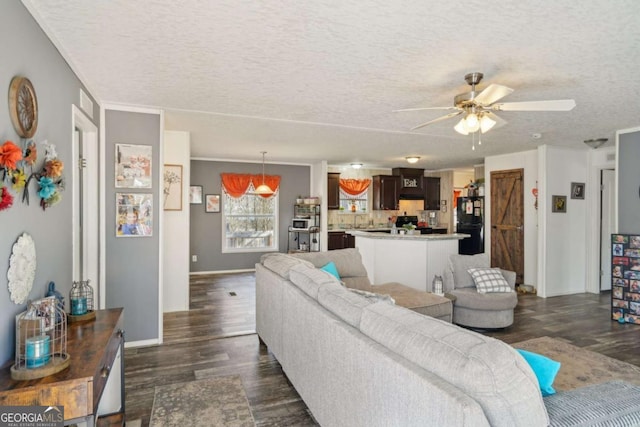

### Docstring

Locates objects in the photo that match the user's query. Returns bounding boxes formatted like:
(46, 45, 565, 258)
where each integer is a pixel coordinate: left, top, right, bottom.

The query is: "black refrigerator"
(456, 196, 484, 255)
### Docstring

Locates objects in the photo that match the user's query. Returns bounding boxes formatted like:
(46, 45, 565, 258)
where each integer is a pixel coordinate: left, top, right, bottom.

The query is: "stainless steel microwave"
(291, 218, 312, 230)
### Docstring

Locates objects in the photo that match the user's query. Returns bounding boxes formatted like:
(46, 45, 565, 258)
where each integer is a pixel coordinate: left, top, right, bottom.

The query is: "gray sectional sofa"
(255, 249, 640, 426)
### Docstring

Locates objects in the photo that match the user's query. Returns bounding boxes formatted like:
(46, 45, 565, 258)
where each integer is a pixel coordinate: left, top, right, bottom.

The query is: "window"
(222, 187, 278, 253)
(339, 188, 368, 212)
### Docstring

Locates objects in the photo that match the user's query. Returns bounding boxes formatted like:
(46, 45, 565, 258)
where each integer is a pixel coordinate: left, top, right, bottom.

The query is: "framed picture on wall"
(552, 195, 567, 213)
(163, 164, 183, 210)
(571, 182, 585, 199)
(116, 193, 153, 237)
(115, 144, 152, 188)
(189, 185, 203, 204)
(205, 194, 220, 213)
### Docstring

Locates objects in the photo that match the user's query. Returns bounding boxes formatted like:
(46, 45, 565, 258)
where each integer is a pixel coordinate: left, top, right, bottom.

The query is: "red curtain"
(221, 173, 252, 197)
(221, 173, 281, 198)
(453, 190, 462, 208)
(339, 178, 371, 196)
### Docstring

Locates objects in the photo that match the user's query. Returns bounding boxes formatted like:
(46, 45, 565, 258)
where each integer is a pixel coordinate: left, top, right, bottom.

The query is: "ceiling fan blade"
(394, 106, 458, 112)
(410, 111, 463, 131)
(474, 84, 514, 106)
(492, 99, 576, 111)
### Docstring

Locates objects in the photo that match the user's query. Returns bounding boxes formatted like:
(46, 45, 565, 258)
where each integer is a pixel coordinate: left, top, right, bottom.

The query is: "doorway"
(72, 106, 100, 306)
(490, 169, 525, 283)
(600, 169, 615, 291)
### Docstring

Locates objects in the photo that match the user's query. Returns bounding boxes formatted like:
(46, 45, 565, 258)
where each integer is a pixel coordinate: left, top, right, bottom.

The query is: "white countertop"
(346, 230, 469, 240)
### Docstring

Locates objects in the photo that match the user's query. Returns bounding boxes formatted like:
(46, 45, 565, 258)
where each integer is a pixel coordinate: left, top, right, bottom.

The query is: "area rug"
(512, 336, 640, 391)
(149, 375, 255, 427)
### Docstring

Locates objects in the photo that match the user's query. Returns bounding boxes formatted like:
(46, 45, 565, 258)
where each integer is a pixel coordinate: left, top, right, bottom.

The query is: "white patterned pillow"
(468, 268, 513, 293)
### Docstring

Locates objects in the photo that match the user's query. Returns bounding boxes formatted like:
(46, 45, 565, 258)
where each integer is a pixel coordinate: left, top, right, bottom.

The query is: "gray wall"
(190, 160, 310, 271)
(618, 131, 640, 233)
(0, 2, 99, 364)
(104, 110, 161, 342)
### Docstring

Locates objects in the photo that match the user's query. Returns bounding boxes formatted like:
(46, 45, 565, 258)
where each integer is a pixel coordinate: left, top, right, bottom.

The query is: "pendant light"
(255, 151, 273, 195)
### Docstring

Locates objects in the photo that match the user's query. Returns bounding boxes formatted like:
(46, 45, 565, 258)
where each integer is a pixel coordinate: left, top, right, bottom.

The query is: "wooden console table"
(0, 308, 125, 426)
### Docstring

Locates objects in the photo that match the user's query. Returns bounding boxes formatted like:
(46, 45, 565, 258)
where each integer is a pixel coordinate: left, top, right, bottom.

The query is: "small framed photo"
(189, 186, 203, 204)
(116, 193, 153, 237)
(552, 195, 567, 213)
(115, 144, 152, 188)
(571, 182, 585, 199)
(205, 194, 220, 213)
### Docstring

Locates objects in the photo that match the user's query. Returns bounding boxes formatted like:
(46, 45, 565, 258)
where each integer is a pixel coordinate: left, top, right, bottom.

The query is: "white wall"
(538, 145, 589, 297)
(163, 131, 191, 312)
(484, 150, 538, 287)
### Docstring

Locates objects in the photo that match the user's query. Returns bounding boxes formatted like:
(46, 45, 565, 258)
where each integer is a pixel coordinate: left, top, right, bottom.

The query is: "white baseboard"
(190, 268, 255, 275)
(125, 338, 160, 348)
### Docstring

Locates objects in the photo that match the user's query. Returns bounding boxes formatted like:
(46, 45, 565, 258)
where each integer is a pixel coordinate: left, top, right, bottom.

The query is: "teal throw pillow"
(320, 261, 341, 280)
(516, 349, 561, 396)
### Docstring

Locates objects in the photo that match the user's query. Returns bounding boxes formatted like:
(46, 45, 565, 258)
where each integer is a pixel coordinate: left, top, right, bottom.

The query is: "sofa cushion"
(291, 248, 370, 279)
(449, 253, 490, 288)
(317, 284, 373, 328)
(468, 268, 514, 293)
(261, 253, 315, 280)
(341, 276, 373, 291)
(289, 263, 343, 300)
(450, 287, 518, 311)
(360, 302, 549, 426)
(373, 282, 452, 322)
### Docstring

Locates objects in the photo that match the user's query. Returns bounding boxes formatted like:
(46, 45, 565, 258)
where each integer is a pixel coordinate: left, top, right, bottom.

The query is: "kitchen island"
(347, 230, 469, 292)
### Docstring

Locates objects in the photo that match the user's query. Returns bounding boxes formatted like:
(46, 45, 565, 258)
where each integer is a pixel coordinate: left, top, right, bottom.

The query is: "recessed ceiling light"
(531, 133, 542, 139)
(351, 163, 363, 169)
(405, 156, 420, 164)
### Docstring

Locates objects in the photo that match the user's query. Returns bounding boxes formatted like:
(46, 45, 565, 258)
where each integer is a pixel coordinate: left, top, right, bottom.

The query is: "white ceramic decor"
(7, 233, 37, 304)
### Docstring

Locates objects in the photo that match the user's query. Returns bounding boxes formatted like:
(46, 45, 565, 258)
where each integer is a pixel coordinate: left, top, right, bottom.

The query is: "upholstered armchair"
(442, 253, 518, 329)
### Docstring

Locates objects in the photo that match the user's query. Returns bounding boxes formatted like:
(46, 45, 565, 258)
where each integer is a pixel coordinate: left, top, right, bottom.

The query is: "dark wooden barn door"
(490, 169, 524, 284)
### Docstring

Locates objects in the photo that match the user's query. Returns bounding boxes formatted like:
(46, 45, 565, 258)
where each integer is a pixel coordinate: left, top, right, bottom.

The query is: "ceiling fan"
(396, 72, 576, 135)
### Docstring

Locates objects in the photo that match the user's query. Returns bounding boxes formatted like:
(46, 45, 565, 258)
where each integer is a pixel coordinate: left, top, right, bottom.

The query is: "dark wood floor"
(124, 273, 640, 426)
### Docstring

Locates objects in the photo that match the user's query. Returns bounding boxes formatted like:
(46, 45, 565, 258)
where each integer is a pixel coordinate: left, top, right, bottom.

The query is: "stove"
(395, 215, 419, 228)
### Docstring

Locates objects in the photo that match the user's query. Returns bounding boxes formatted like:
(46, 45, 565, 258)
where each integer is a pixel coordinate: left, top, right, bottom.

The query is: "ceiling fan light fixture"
(465, 113, 479, 131)
(584, 138, 607, 149)
(454, 118, 469, 135)
(479, 114, 496, 133)
(405, 156, 420, 164)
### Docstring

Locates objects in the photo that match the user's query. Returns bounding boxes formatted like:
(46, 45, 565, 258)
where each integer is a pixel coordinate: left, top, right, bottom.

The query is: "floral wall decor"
(0, 138, 64, 212)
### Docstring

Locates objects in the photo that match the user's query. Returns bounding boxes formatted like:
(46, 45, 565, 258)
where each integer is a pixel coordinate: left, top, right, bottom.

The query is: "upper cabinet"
(327, 172, 341, 210)
(424, 177, 441, 210)
(372, 175, 399, 210)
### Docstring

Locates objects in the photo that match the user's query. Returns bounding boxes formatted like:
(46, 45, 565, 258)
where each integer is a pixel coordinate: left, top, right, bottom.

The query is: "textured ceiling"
(22, 0, 640, 169)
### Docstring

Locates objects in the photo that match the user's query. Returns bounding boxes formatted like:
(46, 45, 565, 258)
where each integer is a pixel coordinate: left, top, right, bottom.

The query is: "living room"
(2, 1, 640, 425)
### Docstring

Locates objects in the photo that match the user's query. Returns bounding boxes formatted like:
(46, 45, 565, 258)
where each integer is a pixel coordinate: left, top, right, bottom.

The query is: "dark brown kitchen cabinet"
(424, 177, 441, 211)
(328, 173, 341, 210)
(328, 231, 355, 250)
(372, 175, 399, 210)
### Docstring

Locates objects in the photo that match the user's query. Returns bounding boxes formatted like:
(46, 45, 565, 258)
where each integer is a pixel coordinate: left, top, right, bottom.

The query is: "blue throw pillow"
(516, 349, 561, 396)
(320, 261, 341, 280)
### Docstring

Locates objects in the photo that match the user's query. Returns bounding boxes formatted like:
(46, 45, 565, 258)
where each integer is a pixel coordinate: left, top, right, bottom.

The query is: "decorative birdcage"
(12, 296, 70, 380)
(68, 279, 96, 322)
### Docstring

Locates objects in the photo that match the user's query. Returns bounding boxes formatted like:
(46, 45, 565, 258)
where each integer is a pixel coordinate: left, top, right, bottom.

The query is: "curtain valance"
(221, 173, 281, 198)
(339, 178, 371, 196)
